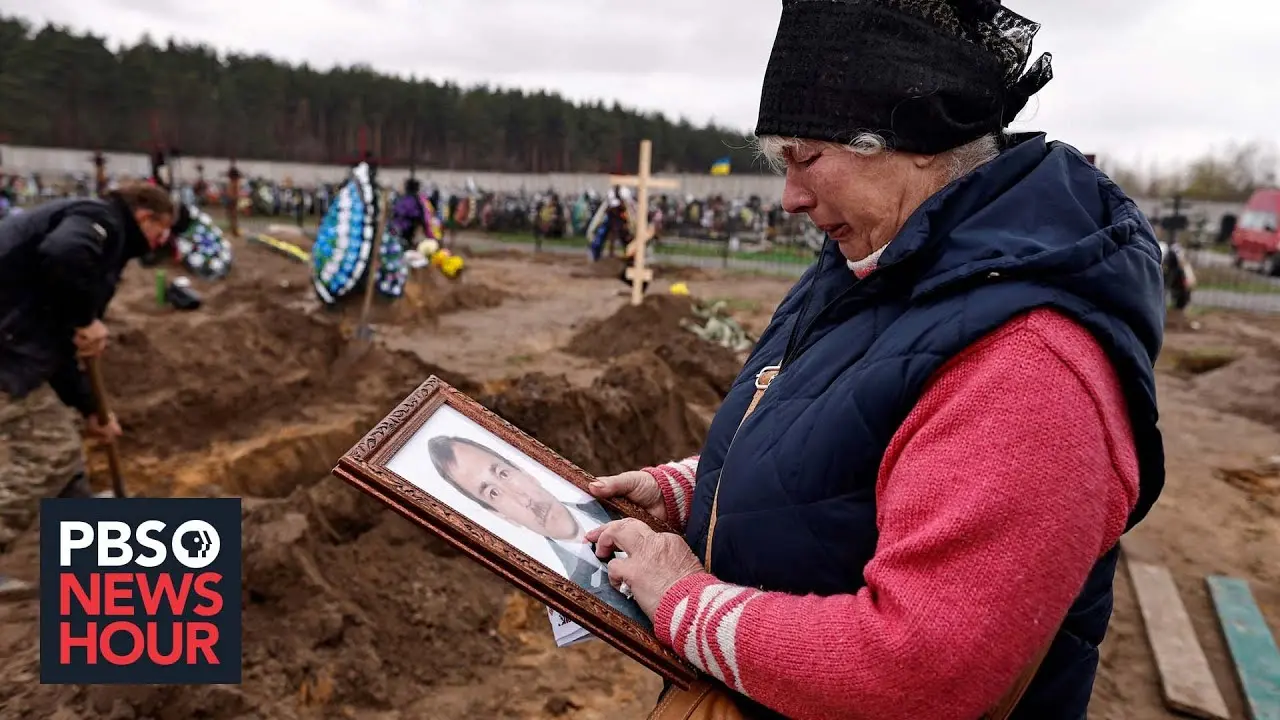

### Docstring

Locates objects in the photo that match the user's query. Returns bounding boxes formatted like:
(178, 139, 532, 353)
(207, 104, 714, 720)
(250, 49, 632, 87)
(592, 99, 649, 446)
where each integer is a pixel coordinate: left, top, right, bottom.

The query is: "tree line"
(0, 15, 764, 174)
(1100, 141, 1278, 203)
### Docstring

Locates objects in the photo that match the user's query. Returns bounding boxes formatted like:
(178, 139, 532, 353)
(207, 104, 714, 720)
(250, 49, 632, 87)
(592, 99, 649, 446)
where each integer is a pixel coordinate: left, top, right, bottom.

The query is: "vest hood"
(793, 132, 1165, 528)
(875, 133, 1164, 366)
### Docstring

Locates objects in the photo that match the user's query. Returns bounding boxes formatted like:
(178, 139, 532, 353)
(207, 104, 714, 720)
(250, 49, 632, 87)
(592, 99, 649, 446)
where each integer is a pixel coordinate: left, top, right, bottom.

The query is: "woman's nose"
(781, 172, 815, 215)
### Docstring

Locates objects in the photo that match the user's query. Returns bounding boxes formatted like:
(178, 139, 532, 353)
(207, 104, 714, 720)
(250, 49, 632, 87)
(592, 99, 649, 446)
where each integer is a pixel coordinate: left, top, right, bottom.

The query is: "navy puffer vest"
(686, 135, 1165, 719)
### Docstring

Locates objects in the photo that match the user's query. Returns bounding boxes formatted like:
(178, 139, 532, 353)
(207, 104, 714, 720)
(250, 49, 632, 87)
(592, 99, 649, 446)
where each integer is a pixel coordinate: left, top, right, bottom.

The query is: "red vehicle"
(1231, 188, 1280, 274)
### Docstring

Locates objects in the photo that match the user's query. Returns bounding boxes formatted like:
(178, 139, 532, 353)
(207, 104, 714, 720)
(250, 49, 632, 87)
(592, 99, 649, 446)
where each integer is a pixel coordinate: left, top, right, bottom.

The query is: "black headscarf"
(754, 0, 1054, 154)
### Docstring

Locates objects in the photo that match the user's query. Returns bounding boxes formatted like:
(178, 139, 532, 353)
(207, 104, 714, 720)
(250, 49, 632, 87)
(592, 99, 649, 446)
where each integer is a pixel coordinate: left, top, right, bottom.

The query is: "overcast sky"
(2, 0, 1276, 171)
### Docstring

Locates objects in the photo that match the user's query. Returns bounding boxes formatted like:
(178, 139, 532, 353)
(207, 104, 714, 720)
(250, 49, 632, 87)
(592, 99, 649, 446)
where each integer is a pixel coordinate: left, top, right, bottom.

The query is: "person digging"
(0, 182, 174, 598)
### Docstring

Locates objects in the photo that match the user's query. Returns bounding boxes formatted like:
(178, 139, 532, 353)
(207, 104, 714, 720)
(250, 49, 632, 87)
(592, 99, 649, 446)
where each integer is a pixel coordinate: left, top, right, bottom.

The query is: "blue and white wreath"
(376, 231, 408, 299)
(311, 162, 377, 305)
(174, 205, 233, 280)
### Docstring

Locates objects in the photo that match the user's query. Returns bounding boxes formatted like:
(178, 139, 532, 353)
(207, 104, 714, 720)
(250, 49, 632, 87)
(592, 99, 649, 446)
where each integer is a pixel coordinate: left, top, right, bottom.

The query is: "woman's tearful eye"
(788, 148, 822, 168)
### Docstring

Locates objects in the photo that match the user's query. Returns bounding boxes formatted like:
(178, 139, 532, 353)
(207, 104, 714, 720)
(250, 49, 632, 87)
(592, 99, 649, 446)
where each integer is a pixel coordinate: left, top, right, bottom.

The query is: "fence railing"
(8, 199, 1280, 314)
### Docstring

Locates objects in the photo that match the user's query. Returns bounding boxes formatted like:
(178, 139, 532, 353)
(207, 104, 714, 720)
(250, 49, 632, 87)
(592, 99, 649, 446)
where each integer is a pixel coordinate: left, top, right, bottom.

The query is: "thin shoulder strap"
(701, 362, 1057, 719)
(703, 364, 779, 569)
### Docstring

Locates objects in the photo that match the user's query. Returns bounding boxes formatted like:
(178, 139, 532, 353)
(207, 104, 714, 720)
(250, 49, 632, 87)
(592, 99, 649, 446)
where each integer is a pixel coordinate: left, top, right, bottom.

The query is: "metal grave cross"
(609, 139, 680, 306)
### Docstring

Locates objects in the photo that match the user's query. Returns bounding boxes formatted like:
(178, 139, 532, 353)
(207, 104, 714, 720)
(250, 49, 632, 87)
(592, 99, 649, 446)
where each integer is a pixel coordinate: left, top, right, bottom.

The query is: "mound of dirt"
(1162, 346, 1240, 376)
(103, 298, 342, 454)
(653, 334, 743, 408)
(369, 272, 510, 328)
(88, 271, 480, 500)
(482, 349, 714, 475)
(1194, 353, 1280, 431)
(436, 282, 509, 315)
(651, 263, 716, 282)
(566, 295, 696, 360)
(101, 293, 471, 459)
(565, 295, 743, 409)
(569, 257, 627, 280)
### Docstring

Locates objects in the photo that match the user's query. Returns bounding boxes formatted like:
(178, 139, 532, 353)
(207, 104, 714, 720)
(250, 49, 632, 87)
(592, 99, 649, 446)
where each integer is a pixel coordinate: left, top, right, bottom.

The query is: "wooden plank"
(1126, 559, 1230, 719)
(1207, 575, 1280, 720)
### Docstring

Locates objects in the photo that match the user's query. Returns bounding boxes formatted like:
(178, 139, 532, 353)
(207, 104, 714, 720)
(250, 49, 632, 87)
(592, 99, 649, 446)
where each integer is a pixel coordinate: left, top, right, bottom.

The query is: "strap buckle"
(755, 364, 781, 390)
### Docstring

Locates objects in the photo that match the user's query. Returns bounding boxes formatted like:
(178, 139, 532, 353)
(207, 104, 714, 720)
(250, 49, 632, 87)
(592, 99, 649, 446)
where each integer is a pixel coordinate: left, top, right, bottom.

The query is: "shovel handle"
(355, 188, 391, 336)
(85, 356, 127, 498)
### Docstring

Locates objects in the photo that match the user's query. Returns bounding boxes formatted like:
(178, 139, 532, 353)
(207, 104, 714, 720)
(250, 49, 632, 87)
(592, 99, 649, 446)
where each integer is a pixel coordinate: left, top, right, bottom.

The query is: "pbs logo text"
(60, 519, 221, 569)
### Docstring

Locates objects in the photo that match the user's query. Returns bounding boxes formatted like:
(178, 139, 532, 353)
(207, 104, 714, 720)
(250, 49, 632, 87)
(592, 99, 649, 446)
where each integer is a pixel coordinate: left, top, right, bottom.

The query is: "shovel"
(334, 188, 391, 371)
(84, 355, 128, 498)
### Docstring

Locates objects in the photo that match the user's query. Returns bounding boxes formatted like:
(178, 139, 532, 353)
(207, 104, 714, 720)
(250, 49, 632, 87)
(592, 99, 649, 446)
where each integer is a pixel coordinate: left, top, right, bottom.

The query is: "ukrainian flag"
(710, 157, 731, 176)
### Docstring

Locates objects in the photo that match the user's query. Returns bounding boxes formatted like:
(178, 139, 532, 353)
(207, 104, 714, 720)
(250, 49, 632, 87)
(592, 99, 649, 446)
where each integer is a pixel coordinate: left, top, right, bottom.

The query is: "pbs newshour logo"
(40, 498, 241, 685)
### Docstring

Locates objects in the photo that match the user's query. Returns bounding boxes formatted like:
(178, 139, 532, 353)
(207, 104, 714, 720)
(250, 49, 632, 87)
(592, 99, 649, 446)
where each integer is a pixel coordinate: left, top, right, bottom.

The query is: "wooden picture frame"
(333, 375, 699, 688)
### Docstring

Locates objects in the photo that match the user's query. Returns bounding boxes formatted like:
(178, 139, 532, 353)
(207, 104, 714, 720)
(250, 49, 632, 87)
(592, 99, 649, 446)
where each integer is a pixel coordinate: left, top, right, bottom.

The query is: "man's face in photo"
(443, 441, 579, 540)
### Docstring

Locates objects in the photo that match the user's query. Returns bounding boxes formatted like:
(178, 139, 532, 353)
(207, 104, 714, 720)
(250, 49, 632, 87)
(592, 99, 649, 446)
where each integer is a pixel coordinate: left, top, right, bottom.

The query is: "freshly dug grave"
(0, 340, 731, 719)
(89, 253, 478, 499)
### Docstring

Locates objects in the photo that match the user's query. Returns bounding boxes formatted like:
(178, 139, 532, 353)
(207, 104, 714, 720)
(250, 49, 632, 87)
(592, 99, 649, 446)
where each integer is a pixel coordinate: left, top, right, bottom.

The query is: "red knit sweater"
(643, 309, 1139, 720)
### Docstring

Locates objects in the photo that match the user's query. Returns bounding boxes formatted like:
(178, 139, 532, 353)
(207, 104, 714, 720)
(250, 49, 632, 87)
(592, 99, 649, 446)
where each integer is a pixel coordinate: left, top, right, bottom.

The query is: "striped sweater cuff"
(654, 572, 763, 694)
(643, 455, 699, 531)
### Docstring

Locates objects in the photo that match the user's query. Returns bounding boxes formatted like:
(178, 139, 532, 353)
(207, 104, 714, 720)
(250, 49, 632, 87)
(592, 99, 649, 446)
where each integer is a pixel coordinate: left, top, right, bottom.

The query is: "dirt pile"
(1194, 353, 1280, 431)
(103, 296, 344, 454)
(372, 271, 510, 328)
(567, 295, 695, 360)
(566, 295, 742, 410)
(482, 351, 713, 476)
(91, 276, 478, 499)
(102, 293, 473, 452)
(569, 257, 627, 280)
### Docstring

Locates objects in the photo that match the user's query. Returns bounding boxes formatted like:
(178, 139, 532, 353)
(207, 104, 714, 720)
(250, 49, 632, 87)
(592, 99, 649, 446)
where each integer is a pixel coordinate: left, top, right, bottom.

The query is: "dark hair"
(110, 181, 175, 218)
(404, 178, 421, 195)
(426, 435, 513, 511)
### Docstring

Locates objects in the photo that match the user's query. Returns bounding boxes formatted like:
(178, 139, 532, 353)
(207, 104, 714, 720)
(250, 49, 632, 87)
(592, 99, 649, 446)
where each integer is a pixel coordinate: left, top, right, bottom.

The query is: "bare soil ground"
(0, 235, 1276, 719)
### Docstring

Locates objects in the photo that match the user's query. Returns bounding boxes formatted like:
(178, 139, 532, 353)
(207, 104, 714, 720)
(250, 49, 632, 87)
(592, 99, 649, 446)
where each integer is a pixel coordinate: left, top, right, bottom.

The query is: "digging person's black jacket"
(0, 195, 149, 415)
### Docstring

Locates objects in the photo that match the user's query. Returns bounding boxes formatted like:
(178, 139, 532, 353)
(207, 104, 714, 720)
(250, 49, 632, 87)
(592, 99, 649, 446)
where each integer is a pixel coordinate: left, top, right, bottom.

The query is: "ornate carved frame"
(333, 375, 698, 688)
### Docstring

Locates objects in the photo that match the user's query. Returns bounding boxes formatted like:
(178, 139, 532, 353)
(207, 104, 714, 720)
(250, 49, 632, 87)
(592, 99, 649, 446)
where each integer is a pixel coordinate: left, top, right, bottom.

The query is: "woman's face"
(780, 141, 946, 263)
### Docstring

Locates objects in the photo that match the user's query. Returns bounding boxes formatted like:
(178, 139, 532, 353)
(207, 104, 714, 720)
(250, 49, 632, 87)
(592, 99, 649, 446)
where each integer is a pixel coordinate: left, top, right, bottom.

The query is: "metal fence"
(467, 231, 1280, 315)
(6, 197, 1279, 315)
(1181, 246, 1280, 314)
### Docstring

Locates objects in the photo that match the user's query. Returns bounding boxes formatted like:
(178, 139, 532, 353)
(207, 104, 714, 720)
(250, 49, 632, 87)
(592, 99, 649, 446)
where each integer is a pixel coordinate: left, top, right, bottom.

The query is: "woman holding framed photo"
(584, 1, 1166, 719)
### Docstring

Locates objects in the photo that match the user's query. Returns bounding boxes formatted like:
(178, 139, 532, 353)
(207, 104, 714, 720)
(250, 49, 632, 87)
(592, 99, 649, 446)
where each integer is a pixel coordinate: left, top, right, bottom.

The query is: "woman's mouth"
(818, 223, 851, 240)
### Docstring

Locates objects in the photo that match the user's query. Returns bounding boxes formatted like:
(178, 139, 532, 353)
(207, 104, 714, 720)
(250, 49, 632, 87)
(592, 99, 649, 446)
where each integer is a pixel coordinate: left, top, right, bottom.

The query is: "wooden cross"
(609, 139, 679, 306)
(91, 151, 107, 198)
(226, 160, 243, 238)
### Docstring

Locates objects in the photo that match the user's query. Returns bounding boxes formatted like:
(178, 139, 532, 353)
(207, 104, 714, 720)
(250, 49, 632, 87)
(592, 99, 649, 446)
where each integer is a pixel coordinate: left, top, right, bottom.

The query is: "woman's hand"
(589, 470, 667, 522)
(586, 518, 704, 619)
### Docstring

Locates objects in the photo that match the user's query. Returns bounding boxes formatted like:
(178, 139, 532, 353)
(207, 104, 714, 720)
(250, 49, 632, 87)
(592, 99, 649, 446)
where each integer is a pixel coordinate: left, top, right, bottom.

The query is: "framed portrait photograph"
(333, 376, 698, 688)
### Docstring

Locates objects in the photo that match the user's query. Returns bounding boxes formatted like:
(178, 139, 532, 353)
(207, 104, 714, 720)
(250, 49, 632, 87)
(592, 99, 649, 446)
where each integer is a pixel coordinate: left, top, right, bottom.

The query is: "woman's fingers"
(588, 518, 651, 559)
(588, 470, 666, 521)
(606, 556, 634, 591)
(589, 471, 646, 499)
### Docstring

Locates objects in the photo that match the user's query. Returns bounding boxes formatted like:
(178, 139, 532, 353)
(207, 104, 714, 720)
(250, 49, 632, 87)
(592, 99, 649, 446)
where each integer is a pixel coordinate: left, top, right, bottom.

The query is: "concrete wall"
(0, 143, 787, 198)
(0, 143, 1249, 226)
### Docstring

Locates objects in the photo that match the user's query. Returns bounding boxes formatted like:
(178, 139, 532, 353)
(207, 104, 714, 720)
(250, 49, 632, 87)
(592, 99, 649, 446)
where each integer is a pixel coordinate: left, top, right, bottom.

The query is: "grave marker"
(609, 139, 680, 306)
